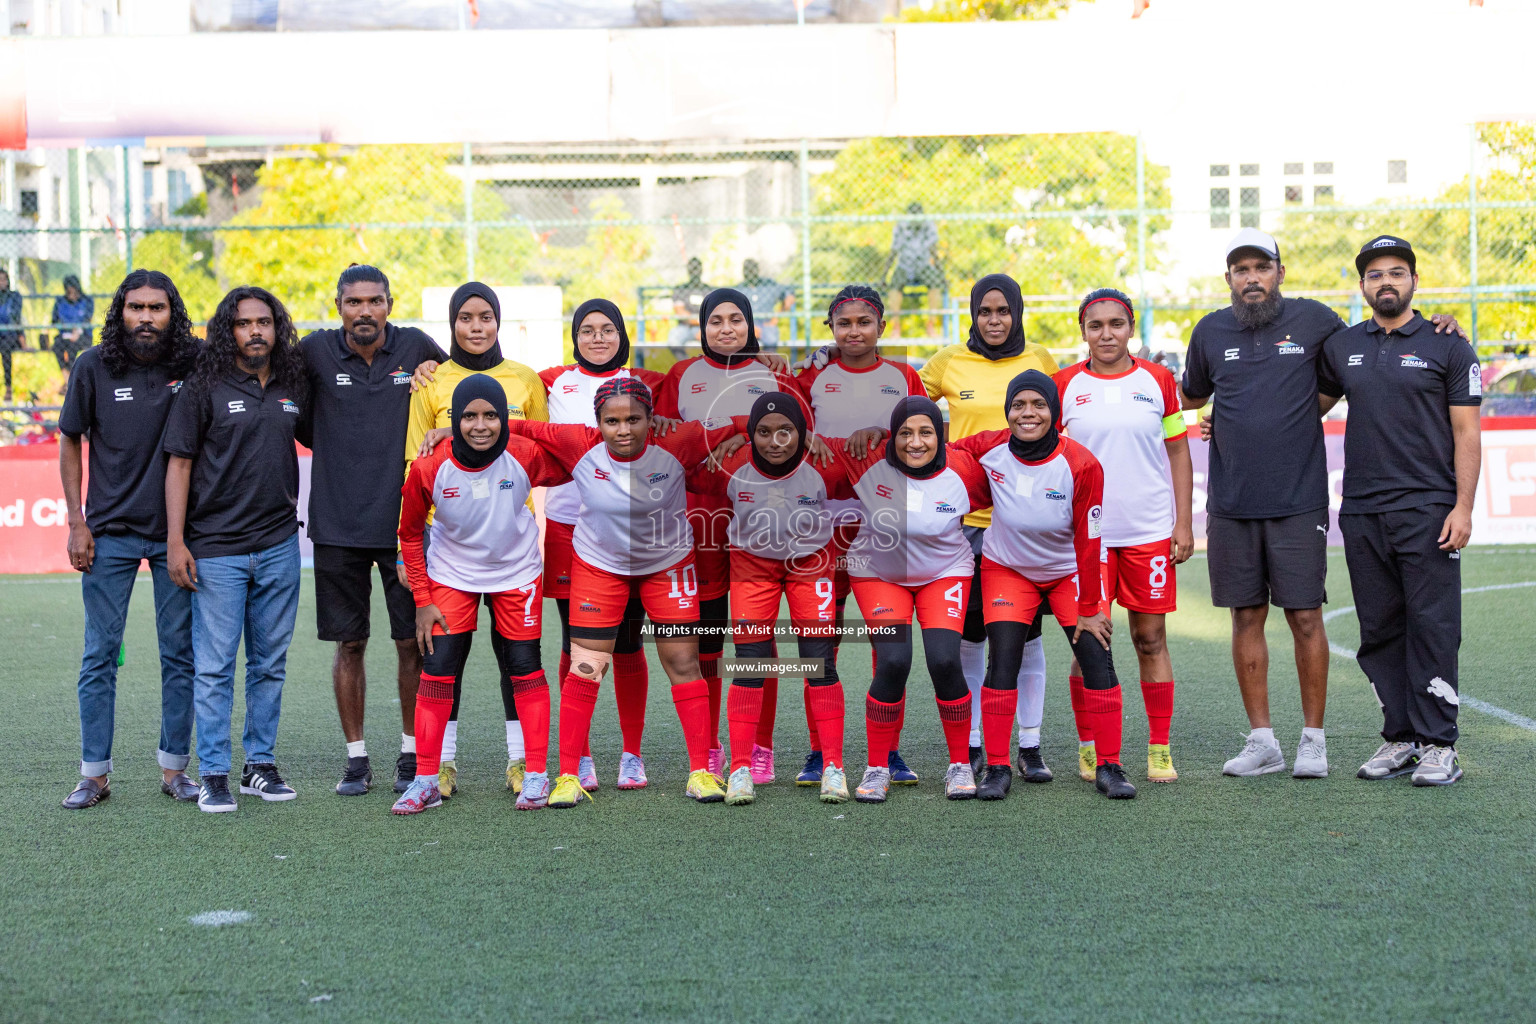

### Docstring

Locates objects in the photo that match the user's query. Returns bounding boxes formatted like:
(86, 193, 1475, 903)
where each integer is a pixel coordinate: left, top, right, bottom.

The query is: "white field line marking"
(189, 910, 252, 927)
(1323, 581, 1536, 733)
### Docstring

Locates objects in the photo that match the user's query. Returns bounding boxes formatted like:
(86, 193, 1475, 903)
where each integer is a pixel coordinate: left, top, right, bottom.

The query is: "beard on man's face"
(1369, 284, 1414, 319)
(1231, 282, 1283, 330)
(125, 323, 167, 362)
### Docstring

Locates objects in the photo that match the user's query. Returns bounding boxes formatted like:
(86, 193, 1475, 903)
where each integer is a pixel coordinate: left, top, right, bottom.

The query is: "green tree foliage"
(1276, 124, 1536, 344)
(810, 134, 1169, 346)
(898, 0, 1082, 22)
(216, 145, 538, 323)
(91, 230, 222, 323)
(532, 195, 653, 317)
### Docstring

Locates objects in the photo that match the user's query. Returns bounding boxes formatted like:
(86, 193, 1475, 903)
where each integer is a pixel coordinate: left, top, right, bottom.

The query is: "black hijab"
(884, 396, 948, 479)
(450, 373, 510, 470)
(1005, 369, 1061, 463)
(747, 391, 806, 479)
(448, 282, 503, 372)
(967, 273, 1027, 361)
(699, 287, 761, 368)
(571, 298, 630, 374)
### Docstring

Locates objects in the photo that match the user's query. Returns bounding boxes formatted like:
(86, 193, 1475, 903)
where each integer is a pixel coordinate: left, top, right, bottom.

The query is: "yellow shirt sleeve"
(404, 373, 449, 468)
(919, 345, 958, 401)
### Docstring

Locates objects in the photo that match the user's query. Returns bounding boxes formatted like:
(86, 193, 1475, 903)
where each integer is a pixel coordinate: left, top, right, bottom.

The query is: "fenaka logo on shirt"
(1043, 488, 1067, 501)
(1401, 354, 1429, 369)
(1133, 392, 1156, 406)
(745, 384, 765, 395)
(391, 370, 412, 385)
(167, 380, 183, 393)
(1348, 354, 1364, 367)
(795, 494, 819, 506)
(498, 478, 516, 491)
(880, 385, 902, 396)
(113, 387, 133, 402)
(227, 400, 246, 414)
(646, 471, 670, 484)
(281, 399, 299, 414)
(336, 373, 353, 386)
(1275, 336, 1304, 355)
(934, 501, 959, 514)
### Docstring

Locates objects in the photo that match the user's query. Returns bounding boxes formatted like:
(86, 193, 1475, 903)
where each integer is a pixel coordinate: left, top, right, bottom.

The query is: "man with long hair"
(58, 269, 202, 808)
(297, 265, 446, 796)
(164, 286, 308, 813)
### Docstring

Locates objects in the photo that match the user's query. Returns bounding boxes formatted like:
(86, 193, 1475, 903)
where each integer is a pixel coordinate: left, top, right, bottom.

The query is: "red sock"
(1142, 679, 1174, 746)
(613, 650, 649, 755)
(755, 676, 778, 748)
(980, 686, 1017, 766)
(671, 679, 713, 771)
(803, 681, 822, 750)
(509, 671, 550, 774)
(699, 652, 723, 748)
(1084, 685, 1124, 765)
(806, 683, 846, 768)
(936, 694, 971, 765)
(1069, 674, 1093, 745)
(864, 695, 901, 769)
(413, 674, 455, 778)
(727, 685, 765, 771)
(558, 674, 601, 776)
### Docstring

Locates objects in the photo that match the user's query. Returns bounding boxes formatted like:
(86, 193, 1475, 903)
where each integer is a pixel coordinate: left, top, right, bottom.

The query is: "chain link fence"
(2, 124, 1533, 410)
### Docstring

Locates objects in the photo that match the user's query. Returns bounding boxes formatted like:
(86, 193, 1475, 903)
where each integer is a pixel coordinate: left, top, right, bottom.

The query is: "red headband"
(827, 295, 884, 322)
(1078, 295, 1134, 325)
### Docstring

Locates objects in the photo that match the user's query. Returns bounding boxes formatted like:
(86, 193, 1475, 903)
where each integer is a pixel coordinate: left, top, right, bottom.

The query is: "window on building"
(167, 169, 192, 213)
(1314, 184, 1335, 203)
(1210, 164, 1230, 177)
(1210, 187, 1231, 229)
(1239, 187, 1260, 228)
(1284, 162, 1303, 175)
(20, 190, 38, 217)
(1387, 160, 1407, 184)
(1314, 161, 1334, 175)
(1285, 185, 1303, 204)
(1240, 163, 1260, 176)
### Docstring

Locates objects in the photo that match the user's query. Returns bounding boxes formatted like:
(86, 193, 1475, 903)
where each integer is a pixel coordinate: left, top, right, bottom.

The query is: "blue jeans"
(190, 534, 301, 778)
(76, 533, 195, 777)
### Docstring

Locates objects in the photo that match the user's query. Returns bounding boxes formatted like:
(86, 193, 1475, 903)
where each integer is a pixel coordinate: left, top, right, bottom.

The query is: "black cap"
(1356, 235, 1416, 277)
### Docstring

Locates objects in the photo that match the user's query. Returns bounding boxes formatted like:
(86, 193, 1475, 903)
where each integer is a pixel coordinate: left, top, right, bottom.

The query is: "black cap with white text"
(1355, 235, 1416, 277)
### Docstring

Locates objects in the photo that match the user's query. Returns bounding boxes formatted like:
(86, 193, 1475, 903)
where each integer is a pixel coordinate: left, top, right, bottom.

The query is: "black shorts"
(1206, 511, 1329, 610)
(313, 544, 416, 642)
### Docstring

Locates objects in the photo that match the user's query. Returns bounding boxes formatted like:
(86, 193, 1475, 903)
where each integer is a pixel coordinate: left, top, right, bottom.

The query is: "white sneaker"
(1292, 734, 1328, 778)
(1411, 745, 1462, 786)
(616, 751, 648, 790)
(577, 755, 600, 792)
(854, 766, 891, 803)
(1222, 733, 1286, 776)
(724, 766, 755, 805)
(1357, 740, 1420, 780)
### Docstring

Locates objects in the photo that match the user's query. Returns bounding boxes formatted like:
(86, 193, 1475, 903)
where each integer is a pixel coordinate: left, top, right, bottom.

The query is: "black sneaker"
(968, 744, 986, 778)
(394, 752, 417, 794)
(335, 756, 372, 796)
(1017, 745, 1054, 783)
(198, 774, 237, 813)
(976, 764, 1013, 801)
(887, 749, 919, 785)
(1095, 763, 1137, 800)
(240, 763, 298, 802)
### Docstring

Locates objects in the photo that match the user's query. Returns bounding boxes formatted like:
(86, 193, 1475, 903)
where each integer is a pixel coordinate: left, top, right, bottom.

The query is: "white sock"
(401, 733, 416, 754)
(346, 740, 367, 759)
(1016, 637, 1046, 745)
(1301, 727, 1326, 744)
(442, 721, 458, 762)
(961, 638, 986, 744)
(506, 720, 525, 760)
(1250, 726, 1277, 747)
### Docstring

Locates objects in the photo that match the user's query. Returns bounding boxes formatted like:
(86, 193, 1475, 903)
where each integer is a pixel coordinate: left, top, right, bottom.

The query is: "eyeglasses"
(577, 326, 620, 341)
(1364, 268, 1412, 283)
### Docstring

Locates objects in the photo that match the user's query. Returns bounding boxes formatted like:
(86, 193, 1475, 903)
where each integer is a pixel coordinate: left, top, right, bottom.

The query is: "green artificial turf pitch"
(2, 549, 1534, 1022)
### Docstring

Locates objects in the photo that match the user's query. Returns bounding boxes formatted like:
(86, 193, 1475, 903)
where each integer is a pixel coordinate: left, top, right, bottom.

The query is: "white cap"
(1225, 227, 1280, 264)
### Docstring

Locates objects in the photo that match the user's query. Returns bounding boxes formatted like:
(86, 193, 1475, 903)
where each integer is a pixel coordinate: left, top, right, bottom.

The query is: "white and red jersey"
(952, 430, 1104, 610)
(399, 438, 571, 602)
(1055, 358, 1186, 548)
(503, 418, 745, 578)
(653, 354, 812, 425)
(537, 363, 666, 525)
(796, 357, 925, 438)
(689, 448, 853, 562)
(834, 441, 992, 587)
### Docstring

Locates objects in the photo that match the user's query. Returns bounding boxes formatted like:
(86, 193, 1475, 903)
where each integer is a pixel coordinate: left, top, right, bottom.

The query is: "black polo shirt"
(163, 370, 302, 559)
(1318, 312, 1481, 514)
(1183, 297, 1345, 519)
(297, 324, 446, 549)
(58, 345, 187, 540)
